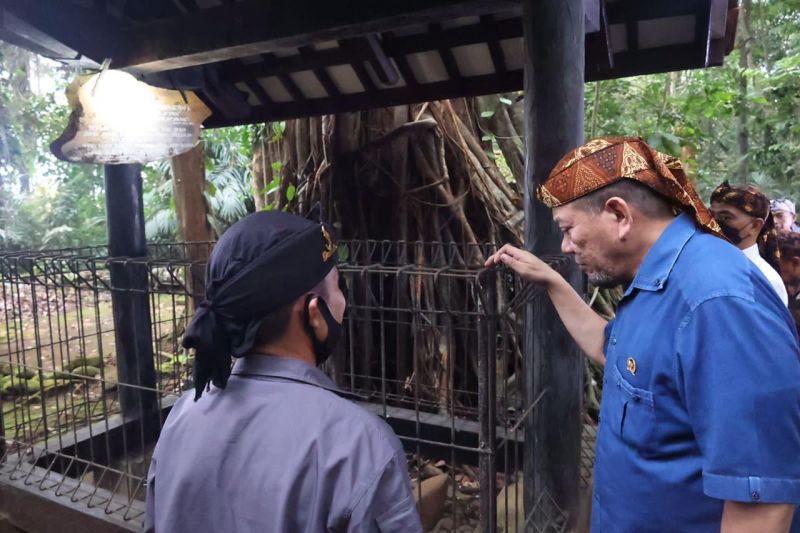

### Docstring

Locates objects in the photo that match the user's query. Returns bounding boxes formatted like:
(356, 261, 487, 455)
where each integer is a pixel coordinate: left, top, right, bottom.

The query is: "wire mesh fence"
(0, 241, 591, 532)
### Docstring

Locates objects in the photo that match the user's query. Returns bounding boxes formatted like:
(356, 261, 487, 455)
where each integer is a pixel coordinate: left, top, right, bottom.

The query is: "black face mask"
(716, 219, 744, 245)
(303, 295, 343, 366)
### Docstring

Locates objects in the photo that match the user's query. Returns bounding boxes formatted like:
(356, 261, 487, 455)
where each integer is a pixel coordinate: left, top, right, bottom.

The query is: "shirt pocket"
(608, 364, 658, 456)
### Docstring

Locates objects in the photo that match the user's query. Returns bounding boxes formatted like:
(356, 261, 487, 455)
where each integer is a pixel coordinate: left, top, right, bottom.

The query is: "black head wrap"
(183, 210, 338, 400)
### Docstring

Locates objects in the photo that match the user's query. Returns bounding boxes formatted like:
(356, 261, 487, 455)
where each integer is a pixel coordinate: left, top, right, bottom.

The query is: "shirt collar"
(231, 354, 341, 394)
(624, 212, 698, 296)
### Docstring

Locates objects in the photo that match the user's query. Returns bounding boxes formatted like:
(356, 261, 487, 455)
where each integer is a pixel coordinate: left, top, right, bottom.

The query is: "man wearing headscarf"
(486, 137, 800, 532)
(144, 211, 422, 533)
(710, 181, 788, 305)
(771, 198, 800, 233)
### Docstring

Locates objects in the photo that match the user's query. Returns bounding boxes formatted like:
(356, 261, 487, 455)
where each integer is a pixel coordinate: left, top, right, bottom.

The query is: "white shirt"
(742, 244, 788, 306)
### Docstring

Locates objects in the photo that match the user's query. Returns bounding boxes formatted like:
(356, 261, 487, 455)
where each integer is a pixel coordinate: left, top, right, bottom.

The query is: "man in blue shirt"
(486, 137, 800, 532)
(145, 211, 422, 532)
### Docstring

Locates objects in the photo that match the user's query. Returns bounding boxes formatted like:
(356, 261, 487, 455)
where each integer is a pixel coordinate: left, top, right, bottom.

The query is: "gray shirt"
(145, 355, 422, 533)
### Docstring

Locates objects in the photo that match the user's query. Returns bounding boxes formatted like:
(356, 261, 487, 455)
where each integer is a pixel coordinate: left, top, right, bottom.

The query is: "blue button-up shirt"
(145, 355, 422, 533)
(593, 213, 800, 532)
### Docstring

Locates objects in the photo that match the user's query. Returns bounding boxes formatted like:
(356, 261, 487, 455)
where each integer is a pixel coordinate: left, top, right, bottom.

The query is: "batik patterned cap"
(537, 136, 723, 238)
(711, 180, 781, 273)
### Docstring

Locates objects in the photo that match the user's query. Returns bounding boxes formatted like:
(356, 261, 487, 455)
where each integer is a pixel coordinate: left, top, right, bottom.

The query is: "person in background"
(779, 232, 800, 336)
(486, 136, 800, 532)
(145, 211, 423, 533)
(771, 198, 800, 233)
(710, 181, 788, 305)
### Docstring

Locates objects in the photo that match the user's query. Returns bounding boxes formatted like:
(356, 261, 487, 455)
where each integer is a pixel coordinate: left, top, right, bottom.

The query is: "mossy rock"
(40, 377, 70, 393)
(73, 365, 101, 378)
(65, 356, 103, 372)
(25, 378, 43, 394)
(0, 362, 12, 376)
(2, 376, 28, 396)
(158, 361, 176, 375)
(15, 368, 36, 380)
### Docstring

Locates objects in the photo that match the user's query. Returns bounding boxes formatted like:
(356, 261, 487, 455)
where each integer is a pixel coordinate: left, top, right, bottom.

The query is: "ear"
(792, 256, 800, 270)
(604, 197, 634, 240)
(751, 217, 765, 234)
(305, 296, 329, 339)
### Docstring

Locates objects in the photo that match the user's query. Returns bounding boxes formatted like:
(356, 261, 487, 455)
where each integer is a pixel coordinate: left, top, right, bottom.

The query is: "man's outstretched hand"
(484, 244, 559, 287)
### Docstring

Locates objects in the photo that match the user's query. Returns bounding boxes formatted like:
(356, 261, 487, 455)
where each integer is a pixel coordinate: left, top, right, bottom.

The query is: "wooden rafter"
(298, 46, 341, 97)
(429, 24, 461, 80)
(244, 79, 273, 106)
(219, 18, 523, 84)
(113, 0, 520, 71)
(209, 70, 523, 127)
(480, 15, 507, 73)
(2, 0, 132, 63)
(337, 39, 377, 93)
(363, 35, 400, 86)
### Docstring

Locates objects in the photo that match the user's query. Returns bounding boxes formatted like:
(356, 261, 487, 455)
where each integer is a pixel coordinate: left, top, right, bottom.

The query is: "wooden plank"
(205, 70, 523, 127)
(521, 0, 585, 531)
(115, 0, 519, 72)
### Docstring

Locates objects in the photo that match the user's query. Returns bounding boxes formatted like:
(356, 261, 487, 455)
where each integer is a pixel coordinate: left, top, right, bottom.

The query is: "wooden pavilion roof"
(0, 0, 739, 128)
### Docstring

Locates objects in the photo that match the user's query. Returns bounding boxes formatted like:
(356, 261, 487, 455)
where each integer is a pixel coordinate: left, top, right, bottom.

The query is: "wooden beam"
(298, 45, 341, 97)
(363, 35, 400, 86)
(2, 0, 132, 64)
(522, 0, 584, 531)
(429, 24, 462, 80)
(606, 0, 711, 24)
(337, 40, 377, 93)
(116, 0, 519, 72)
(205, 70, 523, 127)
(587, 43, 709, 81)
(219, 17, 523, 83)
(382, 32, 420, 87)
(481, 15, 508, 73)
(585, 0, 614, 74)
(244, 79, 273, 106)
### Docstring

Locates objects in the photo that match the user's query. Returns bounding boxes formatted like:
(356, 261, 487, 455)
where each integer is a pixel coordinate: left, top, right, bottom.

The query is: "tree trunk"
(735, 0, 753, 182)
(171, 143, 213, 307)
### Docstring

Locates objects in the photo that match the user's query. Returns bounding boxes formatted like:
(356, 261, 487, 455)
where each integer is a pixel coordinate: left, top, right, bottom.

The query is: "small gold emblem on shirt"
(321, 225, 337, 262)
(626, 357, 637, 375)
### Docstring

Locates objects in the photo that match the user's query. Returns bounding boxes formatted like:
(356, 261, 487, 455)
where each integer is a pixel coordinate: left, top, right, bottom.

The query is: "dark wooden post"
(522, 0, 585, 529)
(105, 164, 159, 437)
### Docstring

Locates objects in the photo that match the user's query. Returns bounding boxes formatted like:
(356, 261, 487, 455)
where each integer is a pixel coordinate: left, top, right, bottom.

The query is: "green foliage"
(585, 1, 800, 200)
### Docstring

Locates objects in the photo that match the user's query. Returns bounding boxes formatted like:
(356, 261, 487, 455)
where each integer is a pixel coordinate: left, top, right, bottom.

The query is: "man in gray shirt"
(145, 211, 422, 532)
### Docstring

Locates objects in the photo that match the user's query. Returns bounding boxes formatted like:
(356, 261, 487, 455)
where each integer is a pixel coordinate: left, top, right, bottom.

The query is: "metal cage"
(0, 242, 590, 532)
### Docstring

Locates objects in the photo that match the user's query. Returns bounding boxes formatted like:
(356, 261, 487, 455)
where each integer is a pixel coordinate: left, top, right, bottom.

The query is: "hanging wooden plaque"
(50, 70, 211, 165)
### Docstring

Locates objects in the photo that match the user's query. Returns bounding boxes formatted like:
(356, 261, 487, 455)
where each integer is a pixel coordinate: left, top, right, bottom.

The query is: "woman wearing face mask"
(710, 181, 788, 306)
